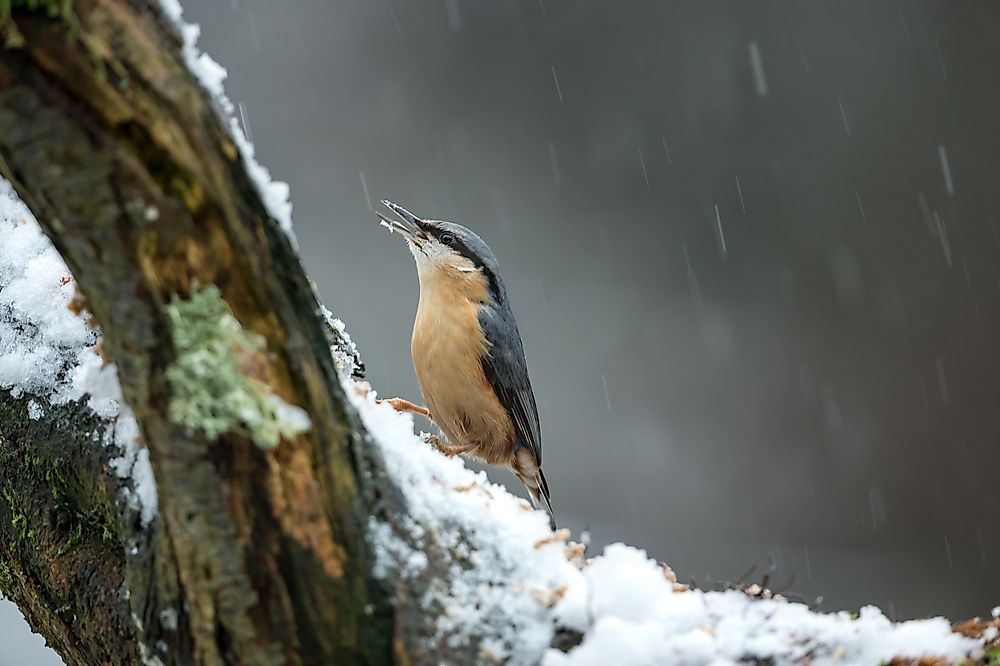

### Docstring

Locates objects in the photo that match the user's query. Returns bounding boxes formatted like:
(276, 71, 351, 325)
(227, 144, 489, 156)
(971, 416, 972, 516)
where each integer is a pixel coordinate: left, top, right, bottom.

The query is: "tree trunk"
(0, 1, 409, 663)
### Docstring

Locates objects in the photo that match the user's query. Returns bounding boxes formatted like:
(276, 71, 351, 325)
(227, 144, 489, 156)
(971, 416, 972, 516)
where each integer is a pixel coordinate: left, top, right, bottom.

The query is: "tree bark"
(0, 392, 145, 664)
(0, 1, 408, 663)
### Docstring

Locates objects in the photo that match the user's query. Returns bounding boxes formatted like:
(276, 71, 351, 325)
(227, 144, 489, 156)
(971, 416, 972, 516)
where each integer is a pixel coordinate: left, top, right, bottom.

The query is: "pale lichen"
(165, 285, 311, 449)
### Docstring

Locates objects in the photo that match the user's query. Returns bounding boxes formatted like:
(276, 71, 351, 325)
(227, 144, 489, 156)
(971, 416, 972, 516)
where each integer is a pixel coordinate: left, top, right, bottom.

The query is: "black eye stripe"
(427, 224, 504, 300)
(443, 236, 478, 266)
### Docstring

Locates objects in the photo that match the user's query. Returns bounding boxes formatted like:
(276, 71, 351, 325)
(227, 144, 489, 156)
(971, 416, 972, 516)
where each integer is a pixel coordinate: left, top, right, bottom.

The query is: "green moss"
(166, 284, 311, 450)
(0, 0, 75, 47)
(2, 488, 33, 545)
(0, 560, 15, 600)
(2, 435, 116, 558)
(0, 0, 72, 17)
(39, 455, 117, 550)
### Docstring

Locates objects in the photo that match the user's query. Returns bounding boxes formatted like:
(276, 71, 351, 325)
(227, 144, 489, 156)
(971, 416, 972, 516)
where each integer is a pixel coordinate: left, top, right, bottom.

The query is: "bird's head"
(377, 199, 504, 299)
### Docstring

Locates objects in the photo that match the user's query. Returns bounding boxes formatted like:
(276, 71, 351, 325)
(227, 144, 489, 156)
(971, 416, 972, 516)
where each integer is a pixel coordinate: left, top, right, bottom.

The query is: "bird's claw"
(377, 396, 432, 419)
(420, 433, 472, 457)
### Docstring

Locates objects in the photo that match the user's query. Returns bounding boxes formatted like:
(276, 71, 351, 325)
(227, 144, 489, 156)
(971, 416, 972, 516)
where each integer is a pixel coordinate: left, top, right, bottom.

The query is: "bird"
(375, 199, 555, 530)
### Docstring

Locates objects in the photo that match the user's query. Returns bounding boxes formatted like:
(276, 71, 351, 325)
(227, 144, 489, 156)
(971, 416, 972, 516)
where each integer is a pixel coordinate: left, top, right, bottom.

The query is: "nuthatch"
(376, 199, 555, 530)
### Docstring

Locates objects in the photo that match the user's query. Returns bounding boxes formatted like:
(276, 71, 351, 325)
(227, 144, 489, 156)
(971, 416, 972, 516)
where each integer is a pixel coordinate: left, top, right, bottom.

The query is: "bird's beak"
(377, 199, 428, 246)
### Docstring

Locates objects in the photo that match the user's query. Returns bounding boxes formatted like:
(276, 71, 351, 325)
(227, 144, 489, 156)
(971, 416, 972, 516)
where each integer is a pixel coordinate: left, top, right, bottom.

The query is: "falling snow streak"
(961, 257, 973, 291)
(600, 373, 612, 413)
(749, 42, 767, 97)
(551, 66, 564, 103)
(247, 9, 261, 53)
(935, 357, 949, 405)
(389, 6, 402, 35)
(938, 144, 955, 196)
(854, 188, 868, 224)
(238, 102, 253, 145)
(538, 0, 547, 18)
(933, 211, 953, 266)
(683, 243, 701, 307)
(935, 41, 949, 81)
(661, 136, 673, 166)
(796, 43, 812, 75)
(445, 0, 462, 31)
(748, 41, 768, 97)
(944, 536, 954, 571)
(547, 141, 561, 186)
(838, 98, 851, 136)
(538, 281, 551, 315)
(917, 191, 937, 238)
(735, 176, 746, 213)
(899, 13, 913, 45)
(638, 148, 650, 188)
(359, 170, 372, 210)
(714, 205, 727, 257)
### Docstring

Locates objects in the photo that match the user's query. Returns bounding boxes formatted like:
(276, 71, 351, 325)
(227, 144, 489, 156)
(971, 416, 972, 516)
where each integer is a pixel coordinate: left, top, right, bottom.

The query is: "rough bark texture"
(0, 1, 402, 663)
(0, 393, 141, 664)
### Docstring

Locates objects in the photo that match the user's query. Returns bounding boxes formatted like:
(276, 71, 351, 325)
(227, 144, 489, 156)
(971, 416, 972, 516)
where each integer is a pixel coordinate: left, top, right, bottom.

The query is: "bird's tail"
(520, 469, 556, 531)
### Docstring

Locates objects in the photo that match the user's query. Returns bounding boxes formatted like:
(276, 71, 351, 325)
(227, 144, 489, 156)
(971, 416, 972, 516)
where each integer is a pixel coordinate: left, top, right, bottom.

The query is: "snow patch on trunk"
(0, 181, 157, 526)
(157, 0, 297, 247)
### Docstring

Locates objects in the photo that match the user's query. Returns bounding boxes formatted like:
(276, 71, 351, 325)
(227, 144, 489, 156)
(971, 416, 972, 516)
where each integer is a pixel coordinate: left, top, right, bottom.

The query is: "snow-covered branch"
(343, 346, 997, 665)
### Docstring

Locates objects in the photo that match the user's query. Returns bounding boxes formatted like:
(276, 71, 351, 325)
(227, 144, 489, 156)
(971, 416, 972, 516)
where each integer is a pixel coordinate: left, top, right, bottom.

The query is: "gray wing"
(478, 303, 542, 466)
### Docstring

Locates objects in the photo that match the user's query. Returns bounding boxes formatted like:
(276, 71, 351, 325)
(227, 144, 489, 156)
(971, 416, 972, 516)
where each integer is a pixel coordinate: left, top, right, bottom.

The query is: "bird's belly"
(412, 301, 514, 465)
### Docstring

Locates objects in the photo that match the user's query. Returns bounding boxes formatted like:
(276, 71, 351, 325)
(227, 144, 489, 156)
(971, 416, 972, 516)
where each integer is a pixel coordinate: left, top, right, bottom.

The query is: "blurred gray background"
(4, 0, 1000, 662)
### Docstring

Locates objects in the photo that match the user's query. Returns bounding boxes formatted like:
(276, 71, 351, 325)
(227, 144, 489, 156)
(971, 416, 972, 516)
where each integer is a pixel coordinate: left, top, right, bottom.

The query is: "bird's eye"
(439, 232, 455, 245)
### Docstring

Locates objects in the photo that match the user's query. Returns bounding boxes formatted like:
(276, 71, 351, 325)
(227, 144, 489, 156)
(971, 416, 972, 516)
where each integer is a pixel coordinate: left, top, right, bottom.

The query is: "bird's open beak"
(377, 199, 428, 246)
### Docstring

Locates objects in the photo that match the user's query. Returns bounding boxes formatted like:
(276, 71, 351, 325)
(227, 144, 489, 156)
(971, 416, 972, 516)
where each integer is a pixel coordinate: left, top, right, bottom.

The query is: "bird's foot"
(421, 434, 473, 457)
(378, 397, 432, 419)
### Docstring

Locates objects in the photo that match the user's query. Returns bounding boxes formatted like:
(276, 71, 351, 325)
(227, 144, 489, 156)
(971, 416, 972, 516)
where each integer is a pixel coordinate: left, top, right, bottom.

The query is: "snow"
(544, 551, 976, 665)
(320, 305, 363, 379)
(0, 194, 91, 397)
(349, 379, 581, 663)
(333, 332, 987, 665)
(26, 399, 42, 420)
(157, 0, 297, 247)
(0, 181, 158, 526)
